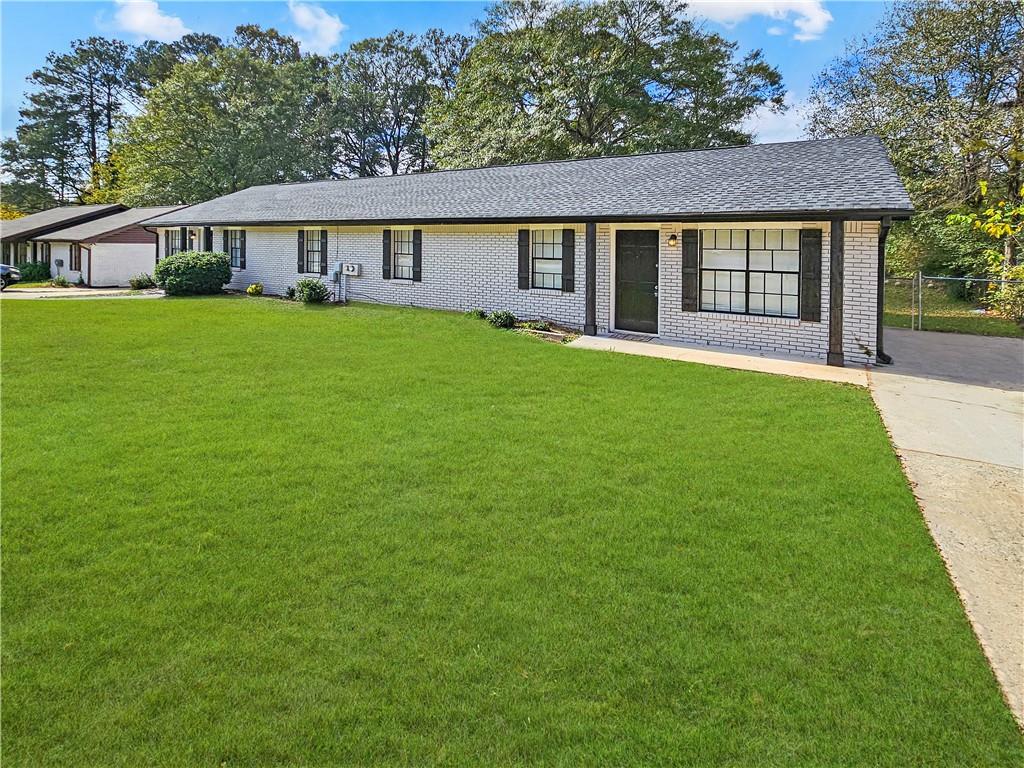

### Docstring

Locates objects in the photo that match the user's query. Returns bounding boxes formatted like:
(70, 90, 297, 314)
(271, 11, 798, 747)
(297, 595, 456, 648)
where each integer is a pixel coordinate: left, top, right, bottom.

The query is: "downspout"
(876, 217, 893, 365)
(143, 226, 159, 266)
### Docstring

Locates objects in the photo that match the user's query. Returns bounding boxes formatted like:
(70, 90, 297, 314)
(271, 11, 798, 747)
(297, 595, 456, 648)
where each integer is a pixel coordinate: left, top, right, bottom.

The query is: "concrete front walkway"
(871, 329, 1024, 724)
(569, 334, 868, 385)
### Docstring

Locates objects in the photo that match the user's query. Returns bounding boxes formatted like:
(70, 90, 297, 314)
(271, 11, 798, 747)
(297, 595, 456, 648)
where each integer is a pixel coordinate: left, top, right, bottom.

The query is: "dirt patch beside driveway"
(872, 329, 1023, 724)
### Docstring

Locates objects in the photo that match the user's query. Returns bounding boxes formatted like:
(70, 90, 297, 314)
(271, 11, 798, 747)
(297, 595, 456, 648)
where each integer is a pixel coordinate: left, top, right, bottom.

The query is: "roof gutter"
(144, 208, 915, 229)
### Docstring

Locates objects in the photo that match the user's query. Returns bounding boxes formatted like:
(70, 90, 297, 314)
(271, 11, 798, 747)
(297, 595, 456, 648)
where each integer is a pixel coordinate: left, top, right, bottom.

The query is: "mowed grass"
(884, 281, 1023, 337)
(2, 297, 1021, 767)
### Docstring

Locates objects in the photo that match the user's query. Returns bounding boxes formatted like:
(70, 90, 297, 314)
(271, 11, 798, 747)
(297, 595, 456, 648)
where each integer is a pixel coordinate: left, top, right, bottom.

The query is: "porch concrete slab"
(872, 329, 1024, 724)
(568, 334, 868, 386)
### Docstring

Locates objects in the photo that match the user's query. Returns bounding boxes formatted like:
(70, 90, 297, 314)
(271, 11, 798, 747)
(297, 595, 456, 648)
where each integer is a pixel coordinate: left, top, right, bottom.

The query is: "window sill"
(699, 311, 805, 326)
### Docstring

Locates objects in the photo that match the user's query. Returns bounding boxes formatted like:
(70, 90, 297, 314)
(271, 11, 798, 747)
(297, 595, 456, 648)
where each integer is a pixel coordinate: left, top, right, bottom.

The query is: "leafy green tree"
(807, 0, 1023, 274)
(425, 0, 784, 168)
(117, 27, 331, 204)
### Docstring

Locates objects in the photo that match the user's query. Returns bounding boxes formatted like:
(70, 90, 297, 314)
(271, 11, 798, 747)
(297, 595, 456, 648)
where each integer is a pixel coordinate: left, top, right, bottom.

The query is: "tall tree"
(807, 0, 1023, 273)
(117, 27, 330, 204)
(425, 0, 784, 168)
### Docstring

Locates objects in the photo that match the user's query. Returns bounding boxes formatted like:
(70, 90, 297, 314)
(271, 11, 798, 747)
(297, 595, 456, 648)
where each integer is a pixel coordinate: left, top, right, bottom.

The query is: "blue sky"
(1, 1, 888, 142)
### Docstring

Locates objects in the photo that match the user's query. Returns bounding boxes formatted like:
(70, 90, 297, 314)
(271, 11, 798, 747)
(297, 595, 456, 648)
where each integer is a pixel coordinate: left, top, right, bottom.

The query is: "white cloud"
(288, 1, 347, 55)
(743, 97, 809, 144)
(112, 0, 190, 42)
(688, 1, 833, 42)
(766, 25, 786, 36)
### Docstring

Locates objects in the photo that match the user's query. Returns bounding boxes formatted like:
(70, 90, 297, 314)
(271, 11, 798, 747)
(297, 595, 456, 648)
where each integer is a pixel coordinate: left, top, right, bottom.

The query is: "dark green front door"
(615, 230, 659, 333)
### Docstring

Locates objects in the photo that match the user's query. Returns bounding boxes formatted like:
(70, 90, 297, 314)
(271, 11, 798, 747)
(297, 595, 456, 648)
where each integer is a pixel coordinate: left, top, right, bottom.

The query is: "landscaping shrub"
(465, 308, 487, 320)
(284, 285, 296, 301)
(129, 273, 156, 290)
(51, 274, 70, 287)
(19, 262, 51, 281)
(487, 310, 516, 328)
(246, 282, 264, 296)
(295, 277, 330, 304)
(519, 320, 551, 332)
(153, 251, 231, 296)
(987, 265, 1024, 325)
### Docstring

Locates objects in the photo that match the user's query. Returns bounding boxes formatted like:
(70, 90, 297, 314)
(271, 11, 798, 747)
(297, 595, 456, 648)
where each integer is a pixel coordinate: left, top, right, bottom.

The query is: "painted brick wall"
(155, 219, 879, 364)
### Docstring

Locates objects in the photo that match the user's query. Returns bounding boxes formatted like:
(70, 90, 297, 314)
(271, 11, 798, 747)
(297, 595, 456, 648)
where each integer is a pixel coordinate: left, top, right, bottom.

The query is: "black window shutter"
(412, 229, 422, 282)
(203, 226, 212, 251)
(319, 229, 328, 275)
(681, 230, 699, 311)
(561, 228, 575, 292)
(297, 230, 305, 273)
(518, 229, 530, 289)
(382, 229, 392, 279)
(179, 227, 188, 253)
(800, 229, 822, 322)
(239, 230, 246, 269)
(163, 230, 169, 261)
(222, 229, 229, 256)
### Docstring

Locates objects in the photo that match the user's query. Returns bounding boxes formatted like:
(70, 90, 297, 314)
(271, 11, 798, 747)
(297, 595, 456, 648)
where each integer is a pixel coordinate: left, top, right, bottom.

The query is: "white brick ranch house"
(145, 136, 913, 367)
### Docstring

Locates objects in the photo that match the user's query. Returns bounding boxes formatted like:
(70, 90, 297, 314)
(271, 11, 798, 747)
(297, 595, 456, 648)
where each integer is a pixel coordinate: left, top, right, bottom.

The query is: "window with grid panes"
(392, 230, 414, 279)
(700, 228, 800, 318)
(304, 230, 322, 273)
(531, 229, 561, 289)
(228, 230, 243, 268)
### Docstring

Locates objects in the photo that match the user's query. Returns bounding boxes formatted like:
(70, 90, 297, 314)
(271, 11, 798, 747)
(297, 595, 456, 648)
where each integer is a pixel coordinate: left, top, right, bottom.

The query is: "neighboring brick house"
(1, 204, 126, 266)
(145, 136, 913, 367)
(31, 206, 183, 287)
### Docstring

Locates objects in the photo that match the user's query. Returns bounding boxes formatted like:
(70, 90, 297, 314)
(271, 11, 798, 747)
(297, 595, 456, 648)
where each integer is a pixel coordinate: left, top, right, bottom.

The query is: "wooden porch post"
(584, 222, 597, 336)
(827, 218, 845, 367)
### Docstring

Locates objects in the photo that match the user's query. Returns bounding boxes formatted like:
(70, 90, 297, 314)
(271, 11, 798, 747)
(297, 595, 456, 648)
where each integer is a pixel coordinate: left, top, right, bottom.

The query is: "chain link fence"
(884, 273, 1023, 333)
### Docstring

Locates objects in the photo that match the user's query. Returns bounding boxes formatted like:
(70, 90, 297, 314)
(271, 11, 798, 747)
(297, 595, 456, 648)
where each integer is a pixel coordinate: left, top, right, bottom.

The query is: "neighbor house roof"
(35, 206, 184, 243)
(144, 136, 914, 228)
(1, 204, 126, 242)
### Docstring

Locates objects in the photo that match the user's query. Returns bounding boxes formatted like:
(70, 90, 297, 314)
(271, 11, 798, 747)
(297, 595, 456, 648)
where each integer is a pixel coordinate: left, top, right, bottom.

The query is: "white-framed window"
(700, 228, 800, 318)
(392, 230, 414, 279)
(304, 229, 322, 273)
(228, 229, 243, 268)
(531, 229, 562, 289)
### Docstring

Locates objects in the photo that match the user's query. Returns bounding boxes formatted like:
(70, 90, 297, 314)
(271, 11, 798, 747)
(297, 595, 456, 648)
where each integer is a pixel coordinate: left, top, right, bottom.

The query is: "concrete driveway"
(0, 286, 164, 299)
(871, 329, 1023, 723)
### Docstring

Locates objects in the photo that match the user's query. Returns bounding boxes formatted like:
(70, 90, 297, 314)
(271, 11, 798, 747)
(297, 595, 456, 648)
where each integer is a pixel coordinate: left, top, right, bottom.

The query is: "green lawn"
(884, 281, 1023, 337)
(2, 297, 1021, 766)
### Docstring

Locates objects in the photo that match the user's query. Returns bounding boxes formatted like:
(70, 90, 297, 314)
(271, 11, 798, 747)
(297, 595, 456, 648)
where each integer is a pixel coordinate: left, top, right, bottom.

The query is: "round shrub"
(295, 277, 330, 304)
(19, 262, 51, 282)
(153, 250, 231, 296)
(246, 282, 264, 296)
(129, 273, 156, 290)
(465, 308, 487, 320)
(487, 310, 517, 328)
(51, 274, 70, 287)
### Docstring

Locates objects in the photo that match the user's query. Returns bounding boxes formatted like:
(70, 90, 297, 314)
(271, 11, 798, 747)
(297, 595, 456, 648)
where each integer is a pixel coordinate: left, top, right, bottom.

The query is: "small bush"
(519, 320, 551, 332)
(129, 273, 156, 290)
(51, 274, 70, 287)
(986, 266, 1024, 325)
(487, 310, 517, 328)
(465, 308, 487, 320)
(19, 262, 51, 281)
(153, 251, 231, 296)
(295, 277, 330, 304)
(246, 282, 264, 296)
(284, 285, 296, 301)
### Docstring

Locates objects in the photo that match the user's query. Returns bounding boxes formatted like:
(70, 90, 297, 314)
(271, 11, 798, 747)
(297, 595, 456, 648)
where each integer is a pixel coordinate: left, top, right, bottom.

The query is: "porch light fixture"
(667, 233, 679, 248)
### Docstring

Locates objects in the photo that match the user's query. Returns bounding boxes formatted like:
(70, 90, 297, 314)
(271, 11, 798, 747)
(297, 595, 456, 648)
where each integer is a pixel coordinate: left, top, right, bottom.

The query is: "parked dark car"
(1, 264, 21, 290)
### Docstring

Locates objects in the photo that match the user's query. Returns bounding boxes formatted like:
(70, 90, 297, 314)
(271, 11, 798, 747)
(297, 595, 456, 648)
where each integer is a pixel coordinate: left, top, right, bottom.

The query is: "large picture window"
(531, 229, 562, 289)
(228, 229, 243, 268)
(304, 229, 322, 273)
(392, 230, 414, 279)
(700, 228, 800, 318)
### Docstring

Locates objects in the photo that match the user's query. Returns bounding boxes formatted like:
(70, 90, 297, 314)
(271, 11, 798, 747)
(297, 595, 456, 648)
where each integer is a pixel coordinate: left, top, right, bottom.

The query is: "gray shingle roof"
(36, 206, 184, 242)
(145, 136, 913, 228)
(1, 204, 125, 241)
